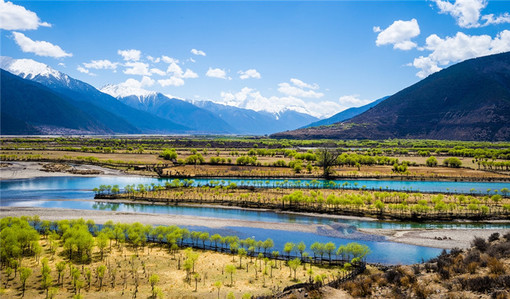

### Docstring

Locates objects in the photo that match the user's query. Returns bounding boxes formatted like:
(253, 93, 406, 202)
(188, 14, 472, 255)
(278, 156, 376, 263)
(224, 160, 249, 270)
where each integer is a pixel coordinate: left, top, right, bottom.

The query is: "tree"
(225, 264, 236, 286)
(56, 261, 66, 285)
(238, 248, 247, 268)
(426, 156, 438, 167)
(262, 238, 274, 254)
(310, 242, 325, 261)
(96, 232, 109, 260)
(193, 273, 200, 292)
(324, 242, 336, 262)
(283, 242, 295, 259)
(214, 281, 222, 299)
(149, 274, 159, 298)
(316, 148, 340, 178)
(19, 267, 32, 297)
(288, 258, 301, 280)
(297, 241, 306, 259)
(443, 157, 462, 168)
(96, 264, 107, 291)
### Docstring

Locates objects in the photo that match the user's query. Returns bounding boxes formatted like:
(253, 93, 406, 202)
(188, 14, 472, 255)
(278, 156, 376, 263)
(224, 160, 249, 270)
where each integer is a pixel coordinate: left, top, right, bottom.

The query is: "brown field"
(0, 239, 341, 299)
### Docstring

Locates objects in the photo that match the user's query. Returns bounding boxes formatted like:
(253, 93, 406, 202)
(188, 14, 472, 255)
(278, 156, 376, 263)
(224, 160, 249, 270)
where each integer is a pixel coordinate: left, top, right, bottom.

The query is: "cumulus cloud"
(147, 55, 160, 63)
(123, 61, 150, 76)
(161, 56, 179, 64)
(77, 66, 89, 74)
(191, 48, 206, 56)
(375, 19, 420, 50)
(182, 69, 198, 79)
(150, 68, 166, 76)
(83, 59, 118, 70)
(118, 49, 141, 61)
(216, 87, 357, 118)
(238, 69, 261, 80)
(0, 0, 51, 30)
(338, 95, 373, 107)
(12, 32, 72, 58)
(277, 79, 323, 99)
(206, 67, 227, 79)
(410, 30, 510, 78)
(433, 0, 510, 28)
(158, 77, 185, 87)
(289, 78, 319, 90)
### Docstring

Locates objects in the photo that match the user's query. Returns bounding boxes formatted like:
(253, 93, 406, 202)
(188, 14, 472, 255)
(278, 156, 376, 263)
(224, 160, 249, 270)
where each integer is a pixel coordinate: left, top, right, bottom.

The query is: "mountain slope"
(1, 57, 188, 133)
(302, 96, 388, 128)
(1, 70, 120, 134)
(101, 87, 235, 133)
(273, 52, 510, 141)
(193, 101, 319, 135)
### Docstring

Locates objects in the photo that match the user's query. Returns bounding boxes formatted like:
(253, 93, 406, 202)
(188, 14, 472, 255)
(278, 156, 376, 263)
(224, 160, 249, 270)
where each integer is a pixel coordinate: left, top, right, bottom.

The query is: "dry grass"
(0, 239, 340, 299)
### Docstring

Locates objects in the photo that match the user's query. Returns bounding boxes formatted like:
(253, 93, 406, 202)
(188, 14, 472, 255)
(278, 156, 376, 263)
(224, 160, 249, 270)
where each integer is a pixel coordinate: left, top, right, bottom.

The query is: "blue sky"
(1, 0, 510, 118)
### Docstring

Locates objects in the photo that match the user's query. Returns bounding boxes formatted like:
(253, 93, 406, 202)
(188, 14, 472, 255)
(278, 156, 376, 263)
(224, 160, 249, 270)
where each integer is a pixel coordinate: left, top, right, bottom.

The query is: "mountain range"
(301, 96, 388, 129)
(273, 52, 510, 141)
(0, 57, 319, 135)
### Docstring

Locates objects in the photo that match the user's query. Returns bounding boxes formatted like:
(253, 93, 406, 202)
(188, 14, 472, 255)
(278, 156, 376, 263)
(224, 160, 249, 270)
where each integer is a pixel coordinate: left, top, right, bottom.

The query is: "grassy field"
(0, 218, 349, 299)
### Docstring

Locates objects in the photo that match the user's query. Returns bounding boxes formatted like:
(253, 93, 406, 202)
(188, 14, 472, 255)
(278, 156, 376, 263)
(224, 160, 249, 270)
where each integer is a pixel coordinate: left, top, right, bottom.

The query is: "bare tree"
(316, 148, 340, 178)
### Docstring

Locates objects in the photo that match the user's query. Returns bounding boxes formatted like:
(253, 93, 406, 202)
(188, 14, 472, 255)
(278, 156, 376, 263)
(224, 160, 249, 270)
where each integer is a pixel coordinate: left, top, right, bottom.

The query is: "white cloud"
(123, 61, 150, 76)
(278, 83, 324, 99)
(189, 57, 196, 63)
(0, 0, 51, 30)
(140, 76, 155, 87)
(117, 49, 141, 61)
(161, 56, 179, 64)
(158, 77, 185, 87)
(166, 62, 183, 76)
(77, 66, 89, 74)
(338, 95, 372, 107)
(147, 55, 160, 63)
(373, 26, 382, 33)
(191, 48, 206, 56)
(433, 0, 510, 28)
(277, 79, 323, 99)
(375, 19, 420, 50)
(206, 67, 227, 79)
(410, 30, 510, 78)
(289, 78, 319, 90)
(481, 13, 510, 26)
(216, 87, 350, 118)
(12, 32, 72, 58)
(83, 59, 118, 70)
(150, 68, 166, 76)
(58, 62, 65, 67)
(238, 69, 261, 80)
(182, 69, 198, 79)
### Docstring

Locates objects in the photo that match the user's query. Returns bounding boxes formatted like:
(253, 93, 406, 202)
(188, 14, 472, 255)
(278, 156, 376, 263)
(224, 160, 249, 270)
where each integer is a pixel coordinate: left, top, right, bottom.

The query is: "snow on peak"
(100, 81, 157, 100)
(0, 56, 63, 80)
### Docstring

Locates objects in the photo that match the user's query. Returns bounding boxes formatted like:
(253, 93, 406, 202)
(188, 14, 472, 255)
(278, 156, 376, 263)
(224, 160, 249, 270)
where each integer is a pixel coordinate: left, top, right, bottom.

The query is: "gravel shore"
(359, 227, 509, 249)
(0, 161, 126, 180)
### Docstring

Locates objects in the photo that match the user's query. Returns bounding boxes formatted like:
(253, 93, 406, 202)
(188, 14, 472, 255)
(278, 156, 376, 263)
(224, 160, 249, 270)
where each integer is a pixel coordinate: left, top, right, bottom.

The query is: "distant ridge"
(301, 96, 388, 129)
(272, 52, 510, 141)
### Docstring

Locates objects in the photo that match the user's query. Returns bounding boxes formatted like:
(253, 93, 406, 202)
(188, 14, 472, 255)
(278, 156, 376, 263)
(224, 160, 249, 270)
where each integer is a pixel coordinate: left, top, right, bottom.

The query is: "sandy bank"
(0, 161, 127, 180)
(359, 227, 509, 249)
(0, 206, 321, 233)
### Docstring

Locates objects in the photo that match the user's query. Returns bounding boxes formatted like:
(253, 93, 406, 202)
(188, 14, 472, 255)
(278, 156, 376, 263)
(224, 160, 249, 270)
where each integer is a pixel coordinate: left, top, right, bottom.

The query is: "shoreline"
(0, 161, 129, 180)
(1, 161, 508, 183)
(1, 206, 507, 250)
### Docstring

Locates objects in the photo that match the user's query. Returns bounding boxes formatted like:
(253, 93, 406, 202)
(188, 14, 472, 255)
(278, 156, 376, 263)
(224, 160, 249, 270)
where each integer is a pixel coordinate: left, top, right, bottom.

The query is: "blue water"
(1, 176, 508, 202)
(2, 176, 509, 264)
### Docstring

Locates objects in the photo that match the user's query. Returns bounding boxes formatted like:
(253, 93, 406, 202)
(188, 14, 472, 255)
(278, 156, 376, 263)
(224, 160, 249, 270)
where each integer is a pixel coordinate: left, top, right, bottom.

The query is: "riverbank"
(1, 206, 507, 250)
(0, 161, 127, 180)
(359, 227, 509, 249)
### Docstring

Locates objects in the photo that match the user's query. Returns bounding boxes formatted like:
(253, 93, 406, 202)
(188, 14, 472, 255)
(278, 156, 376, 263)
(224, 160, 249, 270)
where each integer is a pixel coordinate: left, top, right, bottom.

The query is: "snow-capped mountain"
(101, 83, 235, 134)
(1, 57, 188, 134)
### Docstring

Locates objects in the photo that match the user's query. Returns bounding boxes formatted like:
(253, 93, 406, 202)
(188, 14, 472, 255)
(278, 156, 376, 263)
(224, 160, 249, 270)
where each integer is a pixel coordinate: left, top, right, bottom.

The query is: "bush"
(472, 237, 488, 252)
(443, 157, 462, 168)
(488, 232, 500, 242)
(488, 257, 506, 275)
(487, 241, 510, 258)
(425, 156, 438, 167)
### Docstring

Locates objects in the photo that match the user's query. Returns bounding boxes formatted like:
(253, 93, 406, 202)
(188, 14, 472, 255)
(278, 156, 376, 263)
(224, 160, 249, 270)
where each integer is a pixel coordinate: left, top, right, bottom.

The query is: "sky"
(1, 0, 510, 118)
